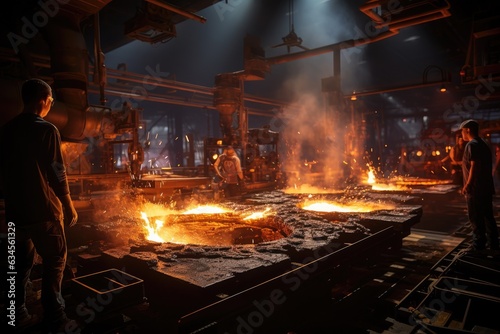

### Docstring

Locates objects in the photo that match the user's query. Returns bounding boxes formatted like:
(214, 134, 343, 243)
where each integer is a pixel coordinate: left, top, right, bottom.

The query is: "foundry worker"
(442, 136, 466, 185)
(0, 78, 78, 331)
(213, 145, 244, 198)
(460, 119, 499, 251)
(493, 145, 500, 192)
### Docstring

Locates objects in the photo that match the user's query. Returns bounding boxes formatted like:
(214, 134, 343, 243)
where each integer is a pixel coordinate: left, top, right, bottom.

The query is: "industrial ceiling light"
(351, 91, 357, 101)
(271, 0, 309, 53)
(423, 65, 450, 93)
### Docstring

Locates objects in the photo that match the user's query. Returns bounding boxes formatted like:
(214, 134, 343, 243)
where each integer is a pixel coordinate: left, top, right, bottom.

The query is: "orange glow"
(364, 167, 409, 191)
(392, 177, 453, 186)
(139, 204, 279, 244)
(140, 212, 165, 242)
(301, 200, 395, 213)
(366, 168, 376, 184)
(243, 208, 271, 220)
(182, 205, 228, 214)
(371, 183, 409, 191)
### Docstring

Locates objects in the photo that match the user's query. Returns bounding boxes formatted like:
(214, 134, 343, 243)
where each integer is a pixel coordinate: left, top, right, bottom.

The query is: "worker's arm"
(462, 160, 477, 195)
(46, 127, 78, 227)
(235, 157, 244, 180)
(59, 193, 78, 227)
(213, 157, 224, 178)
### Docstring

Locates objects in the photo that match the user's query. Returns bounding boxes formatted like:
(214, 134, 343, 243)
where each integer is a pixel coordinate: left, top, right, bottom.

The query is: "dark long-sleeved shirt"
(0, 113, 70, 225)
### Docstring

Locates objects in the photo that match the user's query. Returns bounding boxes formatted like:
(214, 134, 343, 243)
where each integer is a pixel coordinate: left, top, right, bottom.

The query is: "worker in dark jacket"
(0, 78, 78, 332)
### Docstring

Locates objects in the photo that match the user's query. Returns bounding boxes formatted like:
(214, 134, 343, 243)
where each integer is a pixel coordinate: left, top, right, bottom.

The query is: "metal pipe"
(359, 0, 451, 27)
(94, 12, 107, 105)
(144, 0, 207, 23)
(268, 0, 451, 66)
(346, 79, 451, 99)
(40, 12, 104, 140)
(267, 30, 399, 65)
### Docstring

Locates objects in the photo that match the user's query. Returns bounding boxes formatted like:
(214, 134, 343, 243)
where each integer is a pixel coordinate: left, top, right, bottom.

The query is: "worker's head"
(460, 119, 479, 141)
(226, 146, 236, 156)
(21, 78, 54, 117)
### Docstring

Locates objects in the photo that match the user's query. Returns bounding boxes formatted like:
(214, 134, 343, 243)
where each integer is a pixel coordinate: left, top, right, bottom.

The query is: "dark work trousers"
(223, 183, 240, 198)
(16, 220, 67, 321)
(466, 193, 500, 250)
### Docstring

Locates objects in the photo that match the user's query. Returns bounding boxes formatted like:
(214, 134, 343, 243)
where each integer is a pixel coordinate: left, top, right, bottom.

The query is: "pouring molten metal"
(365, 167, 409, 191)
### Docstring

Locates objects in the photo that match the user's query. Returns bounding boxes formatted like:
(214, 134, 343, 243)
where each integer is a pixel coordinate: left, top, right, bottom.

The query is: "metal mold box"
(72, 268, 145, 313)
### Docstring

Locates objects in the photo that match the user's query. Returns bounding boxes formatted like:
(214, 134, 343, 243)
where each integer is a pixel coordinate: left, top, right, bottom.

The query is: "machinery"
(0, 1, 292, 208)
(0, 0, 460, 200)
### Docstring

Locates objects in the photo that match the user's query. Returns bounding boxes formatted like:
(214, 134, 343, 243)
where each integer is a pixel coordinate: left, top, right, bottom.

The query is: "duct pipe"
(214, 73, 241, 141)
(40, 11, 103, 140)
(94, 12, 107, 105)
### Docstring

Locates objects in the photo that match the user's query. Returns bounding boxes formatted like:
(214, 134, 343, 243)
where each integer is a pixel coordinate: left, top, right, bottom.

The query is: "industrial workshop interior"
(1, 0, 500, 333)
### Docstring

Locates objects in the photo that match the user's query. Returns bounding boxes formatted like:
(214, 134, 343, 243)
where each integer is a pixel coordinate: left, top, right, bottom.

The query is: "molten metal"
(364, 168, 410, 191)
(140, 212, 164, 242)
(182, 205, 229, 215)
(139, 205, 283, 245)
(301, 200, 396, 213)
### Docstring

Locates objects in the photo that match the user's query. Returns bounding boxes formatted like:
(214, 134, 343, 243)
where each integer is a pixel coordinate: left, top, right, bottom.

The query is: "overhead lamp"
(423, 65, 450, 93)
(350, 92, 357, 101)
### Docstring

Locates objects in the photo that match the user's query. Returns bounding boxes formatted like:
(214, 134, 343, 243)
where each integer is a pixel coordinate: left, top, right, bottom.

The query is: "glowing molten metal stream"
(140, 212, 164, 242)
(365, 167, 409, 191)
(367, 168, 376, 185)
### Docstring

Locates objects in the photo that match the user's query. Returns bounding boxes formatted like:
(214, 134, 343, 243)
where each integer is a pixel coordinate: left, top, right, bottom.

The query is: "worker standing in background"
(451, 137, 465, 185)
(460, 119, 499, 252)
(442, 136, 466, 186)
(0, 78, 78, 332)
(213, 146, 244, 198)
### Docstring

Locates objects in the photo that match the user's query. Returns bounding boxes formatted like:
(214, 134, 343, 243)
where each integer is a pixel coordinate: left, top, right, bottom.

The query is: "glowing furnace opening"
(140, 205, 292, 246)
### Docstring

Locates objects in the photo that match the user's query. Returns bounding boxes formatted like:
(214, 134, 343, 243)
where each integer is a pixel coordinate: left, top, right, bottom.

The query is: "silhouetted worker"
(0, 78, 78, 332)
(460, 119, 499, 251)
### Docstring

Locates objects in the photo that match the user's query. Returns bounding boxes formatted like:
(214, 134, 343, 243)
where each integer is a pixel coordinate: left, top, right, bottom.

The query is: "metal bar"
(266, 30, 399, 65)
(346, 79, 451, 99)
(144, 0, 207, 23)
